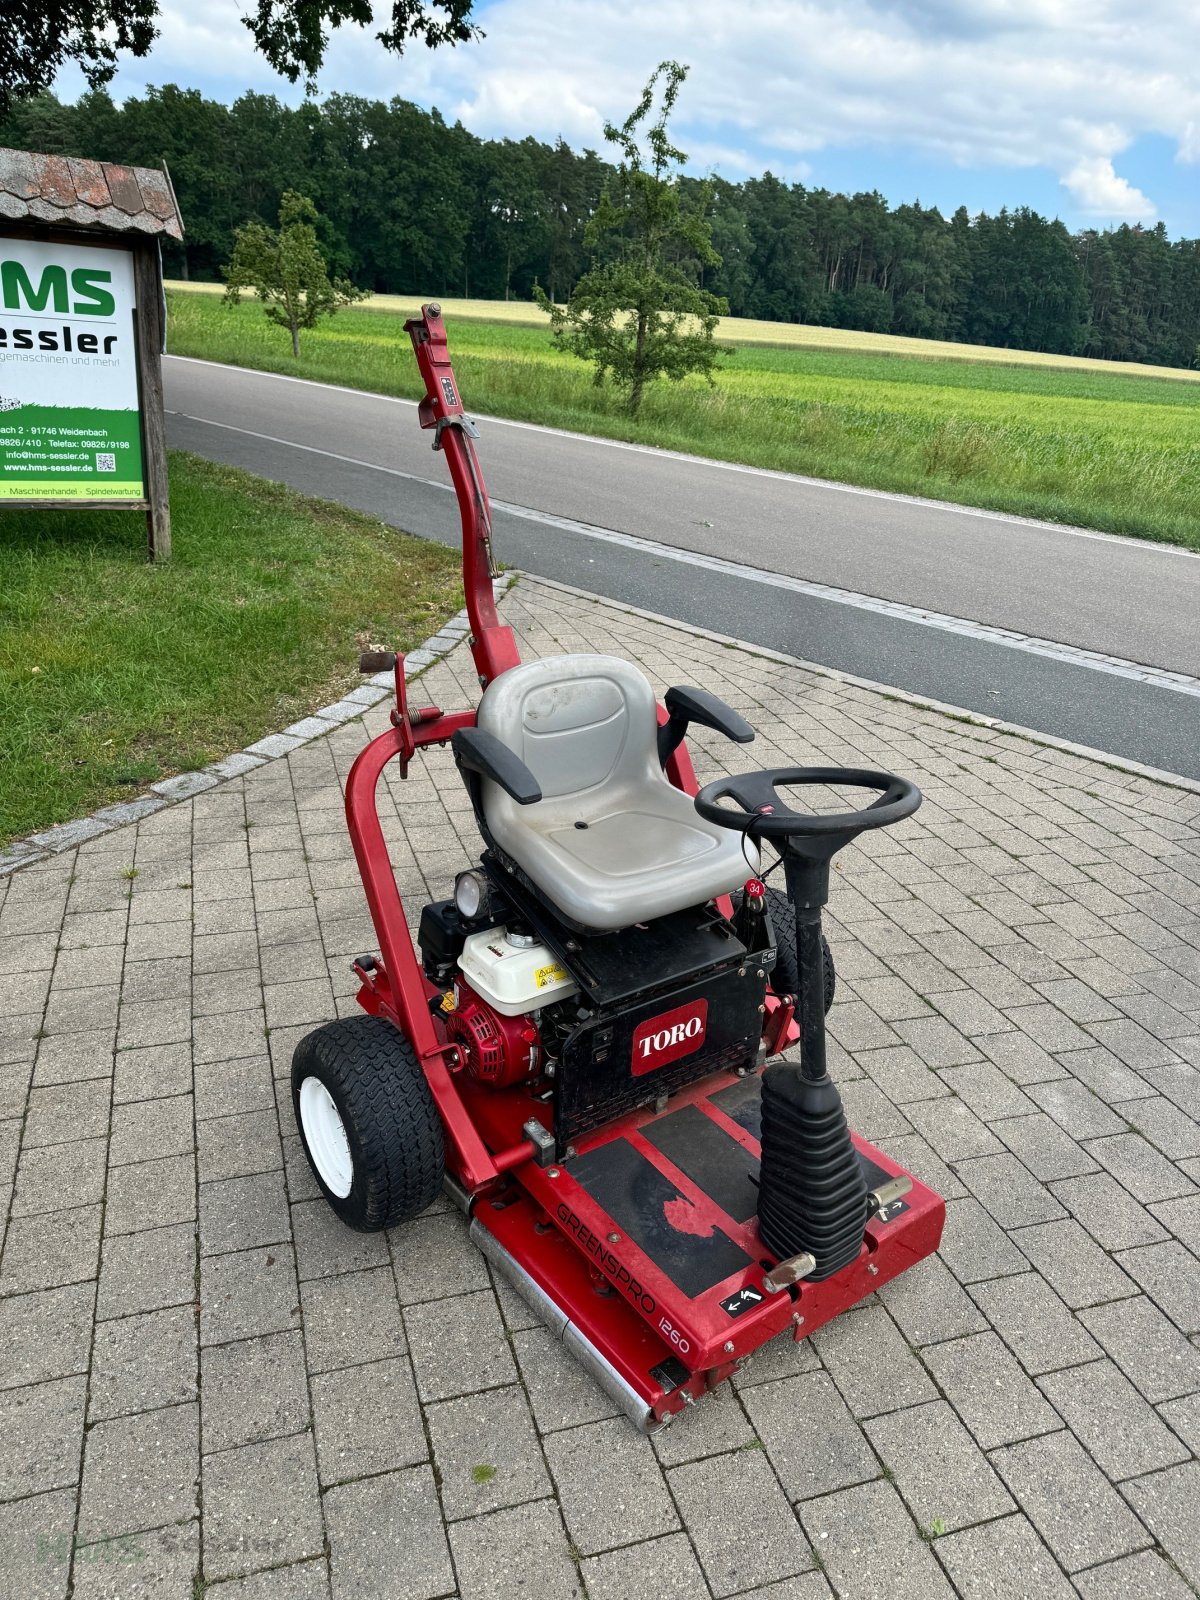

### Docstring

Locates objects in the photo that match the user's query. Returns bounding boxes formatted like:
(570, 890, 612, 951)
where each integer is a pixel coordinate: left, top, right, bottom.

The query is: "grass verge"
(0, 452, 463, 845)
(166, 291, 1200, 551)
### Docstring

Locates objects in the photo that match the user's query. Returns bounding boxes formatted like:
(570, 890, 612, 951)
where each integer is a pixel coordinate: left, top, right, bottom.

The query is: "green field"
(164, 283, 1200, 381)
(0, 453, 461, 844)
(166, 288, 1200, 551)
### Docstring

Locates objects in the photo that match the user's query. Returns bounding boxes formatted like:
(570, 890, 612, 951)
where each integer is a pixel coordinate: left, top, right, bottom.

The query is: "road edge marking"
(516, 572, 1200, 799)
(164, 355, 1200, 561)
(166, 409, 1200, 697)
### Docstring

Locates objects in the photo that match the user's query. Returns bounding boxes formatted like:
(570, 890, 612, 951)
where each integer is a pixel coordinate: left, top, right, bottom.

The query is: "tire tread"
(763, 885, 835, 1012)
(292, 1015, 443, 1231)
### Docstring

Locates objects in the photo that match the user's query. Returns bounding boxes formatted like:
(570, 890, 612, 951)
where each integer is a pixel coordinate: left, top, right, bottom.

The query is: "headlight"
(454, 869, 489, 920)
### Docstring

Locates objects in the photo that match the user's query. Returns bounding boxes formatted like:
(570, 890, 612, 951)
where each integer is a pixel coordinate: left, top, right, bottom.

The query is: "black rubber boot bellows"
(757, 1062, 869, 1280)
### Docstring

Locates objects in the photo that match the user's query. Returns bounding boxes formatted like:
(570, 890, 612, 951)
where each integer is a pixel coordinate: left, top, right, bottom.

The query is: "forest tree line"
(4, 85, 1199, 368)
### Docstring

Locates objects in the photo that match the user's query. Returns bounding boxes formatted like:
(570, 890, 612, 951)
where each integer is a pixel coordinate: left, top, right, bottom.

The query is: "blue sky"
(57, 0, 1200, 237)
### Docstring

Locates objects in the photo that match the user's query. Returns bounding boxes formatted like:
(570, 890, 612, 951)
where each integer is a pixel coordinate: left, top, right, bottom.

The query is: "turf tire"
(764, 885, 835, 1013)
(292, 1015, 444, 1231)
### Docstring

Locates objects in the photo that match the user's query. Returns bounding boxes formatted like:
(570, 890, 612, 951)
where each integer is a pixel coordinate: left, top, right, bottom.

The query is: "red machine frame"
(342, 305, 944, 1426)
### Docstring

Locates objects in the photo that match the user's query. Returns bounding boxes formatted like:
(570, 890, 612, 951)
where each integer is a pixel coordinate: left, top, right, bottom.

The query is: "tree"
(535, 62, 728, 416)
(1, 1, 477, 113)
(224, 191, 363, 356)
(1, 2, 155, 115)
(5, 82, 1200, 371)
(246, 1, 478, 88)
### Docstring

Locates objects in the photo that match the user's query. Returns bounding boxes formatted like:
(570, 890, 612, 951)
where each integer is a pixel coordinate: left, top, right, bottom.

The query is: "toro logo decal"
(632, 999, 707, 1077)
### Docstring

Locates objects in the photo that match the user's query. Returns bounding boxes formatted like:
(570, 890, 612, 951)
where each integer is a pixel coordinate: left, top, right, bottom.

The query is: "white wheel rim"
(299, 1076, 354, 1198)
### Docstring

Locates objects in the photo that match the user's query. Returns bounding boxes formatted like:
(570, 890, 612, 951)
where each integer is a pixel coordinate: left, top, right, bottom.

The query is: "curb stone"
(5, 563, 1198, 879)
(0, 576, 514, 876)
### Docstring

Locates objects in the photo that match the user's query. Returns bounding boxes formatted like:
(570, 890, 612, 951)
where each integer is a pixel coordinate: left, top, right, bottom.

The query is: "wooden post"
(133, 243, 172, 562)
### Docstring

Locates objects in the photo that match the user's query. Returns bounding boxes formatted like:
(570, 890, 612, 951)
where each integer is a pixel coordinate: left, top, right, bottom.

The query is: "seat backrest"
(476, 654, 659, 802)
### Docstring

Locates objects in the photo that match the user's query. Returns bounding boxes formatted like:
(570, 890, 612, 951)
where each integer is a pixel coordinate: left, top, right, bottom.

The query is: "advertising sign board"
(0, 237, 145, 500)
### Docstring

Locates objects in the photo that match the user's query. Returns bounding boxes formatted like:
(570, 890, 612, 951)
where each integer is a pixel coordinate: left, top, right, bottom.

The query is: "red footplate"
(469, 1070, 944, 1425)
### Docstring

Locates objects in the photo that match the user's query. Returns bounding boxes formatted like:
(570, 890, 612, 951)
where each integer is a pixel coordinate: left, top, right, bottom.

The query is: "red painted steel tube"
(405, 304, 520, 689)
(490, 1138, 538, 1174)
(344, 719, 499, 1192)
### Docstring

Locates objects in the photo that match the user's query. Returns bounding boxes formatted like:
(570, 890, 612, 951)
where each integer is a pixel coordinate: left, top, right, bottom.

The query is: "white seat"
(475, 655, 758, 932)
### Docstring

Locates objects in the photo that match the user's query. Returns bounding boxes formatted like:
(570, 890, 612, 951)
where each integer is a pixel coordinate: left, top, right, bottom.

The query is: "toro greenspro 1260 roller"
(290, 304, 944, 1429)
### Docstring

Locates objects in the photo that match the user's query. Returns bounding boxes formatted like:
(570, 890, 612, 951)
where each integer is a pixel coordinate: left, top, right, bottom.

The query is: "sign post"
(0, 149, 184, 559)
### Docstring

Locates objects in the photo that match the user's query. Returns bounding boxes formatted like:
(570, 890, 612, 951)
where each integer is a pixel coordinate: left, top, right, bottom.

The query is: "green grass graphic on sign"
(0, 403, 144, 498)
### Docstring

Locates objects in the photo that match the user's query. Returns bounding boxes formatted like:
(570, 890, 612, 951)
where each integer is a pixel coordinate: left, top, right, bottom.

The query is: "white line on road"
(164, 355, 1200, 561)
(167, 407, 1200, 702)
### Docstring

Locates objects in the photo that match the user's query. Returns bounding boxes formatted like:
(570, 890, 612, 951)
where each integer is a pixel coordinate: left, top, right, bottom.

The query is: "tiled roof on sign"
(0, 147, 184, 239)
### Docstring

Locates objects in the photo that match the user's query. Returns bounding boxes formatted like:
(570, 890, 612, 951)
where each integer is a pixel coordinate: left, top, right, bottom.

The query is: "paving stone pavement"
(2, 574, 1200, 1599)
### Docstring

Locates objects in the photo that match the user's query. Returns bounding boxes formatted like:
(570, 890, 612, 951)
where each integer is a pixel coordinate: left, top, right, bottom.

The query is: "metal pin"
(765, 1251, 817, 1294)
(868, 1174, 913, 1216)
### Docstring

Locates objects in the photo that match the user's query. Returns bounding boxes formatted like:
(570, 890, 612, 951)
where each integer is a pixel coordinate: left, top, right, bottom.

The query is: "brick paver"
(2, 575, 1199, 1597)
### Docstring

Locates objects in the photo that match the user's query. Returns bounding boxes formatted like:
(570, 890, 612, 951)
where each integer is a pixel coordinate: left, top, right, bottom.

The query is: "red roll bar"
(404, 302, 521, 689)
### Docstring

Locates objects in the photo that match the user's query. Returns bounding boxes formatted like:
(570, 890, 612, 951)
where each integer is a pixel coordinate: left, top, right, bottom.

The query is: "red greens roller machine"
(291, 304, 945, 1429)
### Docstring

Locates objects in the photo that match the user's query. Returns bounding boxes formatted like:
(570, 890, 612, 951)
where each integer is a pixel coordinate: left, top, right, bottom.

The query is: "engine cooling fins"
(756, 1062, 869, 1281)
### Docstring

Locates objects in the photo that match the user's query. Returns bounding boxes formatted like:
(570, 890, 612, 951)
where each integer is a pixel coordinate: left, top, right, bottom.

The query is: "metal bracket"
(522, 1118, 556, 1168)
(351, 954, 382, 992)
(760, 994, 796, 1061)
(433, 414, 481, 449)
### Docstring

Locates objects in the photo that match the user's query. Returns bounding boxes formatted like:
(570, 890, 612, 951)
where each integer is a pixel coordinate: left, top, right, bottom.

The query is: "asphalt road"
(164, 356, 1200, 780)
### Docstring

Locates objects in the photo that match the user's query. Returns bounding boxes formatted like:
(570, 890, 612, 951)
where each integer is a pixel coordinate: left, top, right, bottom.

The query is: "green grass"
(0, 452, 463, 844)
(166, 282, 1200, 381)
(166, 290, 1200, 551)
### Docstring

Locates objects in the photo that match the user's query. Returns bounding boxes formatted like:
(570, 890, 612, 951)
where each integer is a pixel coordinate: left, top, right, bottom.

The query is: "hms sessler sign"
(0, 237, 145, 499)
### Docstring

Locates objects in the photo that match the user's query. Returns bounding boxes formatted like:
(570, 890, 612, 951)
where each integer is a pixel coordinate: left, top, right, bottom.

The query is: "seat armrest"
(658, 686, 755, 765)
(452, 728, 542, 805)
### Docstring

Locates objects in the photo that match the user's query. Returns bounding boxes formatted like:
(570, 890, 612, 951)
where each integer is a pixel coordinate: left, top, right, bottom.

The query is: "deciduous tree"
(535, 61, 729, 416)
(224, 191, 363, 356)
(1, 2, 155, 116)
(1, 1, 478, 114)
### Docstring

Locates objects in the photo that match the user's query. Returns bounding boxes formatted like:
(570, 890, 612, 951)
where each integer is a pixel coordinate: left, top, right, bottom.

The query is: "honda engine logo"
(631, 1000, 708, 1076)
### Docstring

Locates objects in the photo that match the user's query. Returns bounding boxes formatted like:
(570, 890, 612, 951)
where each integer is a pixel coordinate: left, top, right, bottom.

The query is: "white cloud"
(85, 0, 1200, 222)
(1061, 156, 1155, 217)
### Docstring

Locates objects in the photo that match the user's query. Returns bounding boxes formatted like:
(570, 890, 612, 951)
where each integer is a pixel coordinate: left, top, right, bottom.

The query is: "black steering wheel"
(695, 766, 921, 844)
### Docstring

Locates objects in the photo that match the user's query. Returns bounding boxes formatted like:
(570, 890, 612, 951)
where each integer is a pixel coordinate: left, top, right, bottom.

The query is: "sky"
(56, 0, 1200, 236)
